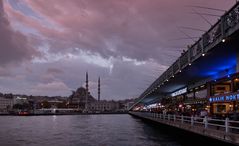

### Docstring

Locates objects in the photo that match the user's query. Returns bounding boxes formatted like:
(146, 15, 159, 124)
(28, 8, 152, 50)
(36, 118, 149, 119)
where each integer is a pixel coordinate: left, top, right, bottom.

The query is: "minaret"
(98, 77, 100, 101)
(85, 72, 89, 111)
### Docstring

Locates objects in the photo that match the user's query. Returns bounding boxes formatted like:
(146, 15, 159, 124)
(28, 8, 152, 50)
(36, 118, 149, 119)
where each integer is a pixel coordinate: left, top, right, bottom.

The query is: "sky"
(0, 0, 236, 100)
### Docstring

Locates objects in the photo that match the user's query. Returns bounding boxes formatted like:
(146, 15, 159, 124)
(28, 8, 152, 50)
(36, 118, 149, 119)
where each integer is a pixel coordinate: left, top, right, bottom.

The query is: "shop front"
(184, 98, 209, 116)
(170, 87, 187, 114)
(209, 92, 239, 118)
(184, 84, 209, 116)
(207, 73, 239, 118)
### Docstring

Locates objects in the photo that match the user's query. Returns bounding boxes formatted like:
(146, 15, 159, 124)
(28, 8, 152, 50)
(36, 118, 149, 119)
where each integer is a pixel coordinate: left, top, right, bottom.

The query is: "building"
(13, 96, 29, 105)
(68, 87, 96, 110)
(207, 73, 239, 117)
(0, 96, 13, 113)
(89, 100, 119, 112)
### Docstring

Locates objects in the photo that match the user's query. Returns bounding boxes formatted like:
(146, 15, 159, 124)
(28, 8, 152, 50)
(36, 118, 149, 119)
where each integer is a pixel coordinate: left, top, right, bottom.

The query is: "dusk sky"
(0, 0, 236, 100)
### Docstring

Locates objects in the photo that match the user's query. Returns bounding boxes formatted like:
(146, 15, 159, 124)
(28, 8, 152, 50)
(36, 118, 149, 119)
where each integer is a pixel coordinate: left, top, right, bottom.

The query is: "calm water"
(0, 114, 227, 146)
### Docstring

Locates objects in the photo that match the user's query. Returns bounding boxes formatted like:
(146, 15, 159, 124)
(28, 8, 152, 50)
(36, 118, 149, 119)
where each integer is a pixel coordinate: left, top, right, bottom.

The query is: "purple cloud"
(0, 0, 236, 99)
(0, 0, 39, 67)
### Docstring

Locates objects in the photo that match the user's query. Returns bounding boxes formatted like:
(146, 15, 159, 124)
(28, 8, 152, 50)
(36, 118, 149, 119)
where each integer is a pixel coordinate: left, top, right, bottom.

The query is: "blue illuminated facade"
(209, 93, 239, 103)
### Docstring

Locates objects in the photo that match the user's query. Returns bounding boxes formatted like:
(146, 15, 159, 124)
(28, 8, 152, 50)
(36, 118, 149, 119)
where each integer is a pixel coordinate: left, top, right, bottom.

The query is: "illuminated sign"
(147, 103, 157, 108)
(209, 93, 239, 103)
(226, 95, 237, 101)
(209, 96, 225, 102)
(171, 87, 187, 97)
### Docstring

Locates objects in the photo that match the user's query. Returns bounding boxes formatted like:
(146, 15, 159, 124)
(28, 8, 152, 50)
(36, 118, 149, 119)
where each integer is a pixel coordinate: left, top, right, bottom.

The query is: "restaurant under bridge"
(129, 2, 239, 145)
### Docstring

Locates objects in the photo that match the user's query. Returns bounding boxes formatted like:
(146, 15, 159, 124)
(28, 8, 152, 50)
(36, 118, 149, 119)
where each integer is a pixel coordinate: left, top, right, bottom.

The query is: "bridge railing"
(130, 112, 239, 134)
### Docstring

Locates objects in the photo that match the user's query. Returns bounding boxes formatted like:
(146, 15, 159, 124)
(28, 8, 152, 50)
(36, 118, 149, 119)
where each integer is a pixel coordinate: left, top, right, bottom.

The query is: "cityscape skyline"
(1, 1, 239, 146)
(0, 0, 236, 100)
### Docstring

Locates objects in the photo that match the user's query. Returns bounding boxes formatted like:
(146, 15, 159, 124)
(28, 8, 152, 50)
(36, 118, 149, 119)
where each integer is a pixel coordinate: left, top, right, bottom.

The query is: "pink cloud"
(0, 0, 40, 67)
(31, 81, 70, 96)
(0, 0, 236, 98)
(18, 0, 234, 65)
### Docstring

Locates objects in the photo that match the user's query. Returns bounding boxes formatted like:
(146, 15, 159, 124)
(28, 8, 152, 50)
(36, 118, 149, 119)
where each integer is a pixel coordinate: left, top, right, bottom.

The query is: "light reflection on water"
(0, 114, 225, 146)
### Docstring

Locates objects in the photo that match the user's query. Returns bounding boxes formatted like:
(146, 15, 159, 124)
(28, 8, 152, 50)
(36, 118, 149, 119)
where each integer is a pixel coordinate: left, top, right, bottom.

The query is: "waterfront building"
(0, 96, 13, 113)
(207, 73, 239, 117)
(13, 96, 28, 105)
(68, 87, 96, 110)
(89, 100, 119, 112)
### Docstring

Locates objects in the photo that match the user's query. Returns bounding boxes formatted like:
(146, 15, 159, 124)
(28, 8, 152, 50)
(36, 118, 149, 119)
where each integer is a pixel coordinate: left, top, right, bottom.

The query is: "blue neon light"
(201, 57, 237, 80)
(209, 93, 239, 103)
(225, 95, 237, 101)
(209, 96, 225, 102)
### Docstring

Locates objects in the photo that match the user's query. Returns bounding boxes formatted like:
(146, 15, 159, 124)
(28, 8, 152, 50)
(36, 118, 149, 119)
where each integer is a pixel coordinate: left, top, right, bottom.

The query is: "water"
(0, 114, 229, 146)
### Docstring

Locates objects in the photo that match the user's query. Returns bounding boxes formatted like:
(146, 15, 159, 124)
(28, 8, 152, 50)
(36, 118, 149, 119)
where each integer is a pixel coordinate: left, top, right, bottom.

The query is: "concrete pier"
(129, 112, 239, 145)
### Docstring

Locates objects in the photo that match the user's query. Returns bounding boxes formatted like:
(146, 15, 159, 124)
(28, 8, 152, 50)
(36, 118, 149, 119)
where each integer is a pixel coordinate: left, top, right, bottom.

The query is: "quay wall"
(129, 112, 239, 146)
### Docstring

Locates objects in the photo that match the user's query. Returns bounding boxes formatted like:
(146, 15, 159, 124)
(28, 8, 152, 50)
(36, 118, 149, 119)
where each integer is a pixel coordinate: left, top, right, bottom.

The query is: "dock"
(130, 112, 239, 145)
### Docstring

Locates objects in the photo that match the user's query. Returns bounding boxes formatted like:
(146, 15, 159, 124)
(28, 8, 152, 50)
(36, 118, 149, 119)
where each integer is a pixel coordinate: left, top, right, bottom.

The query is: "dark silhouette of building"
(68, 87, 96, 110)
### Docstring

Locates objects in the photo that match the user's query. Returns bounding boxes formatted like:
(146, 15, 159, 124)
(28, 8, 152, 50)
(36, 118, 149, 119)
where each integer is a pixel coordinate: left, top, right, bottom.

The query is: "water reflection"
(0, 114, 233, 146)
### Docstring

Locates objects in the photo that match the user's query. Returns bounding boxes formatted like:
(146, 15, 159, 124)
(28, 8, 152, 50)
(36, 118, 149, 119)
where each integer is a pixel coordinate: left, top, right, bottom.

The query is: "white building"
(13, 96, 28, 105)
(89, 101, 119, 112)
(0, 96, 13, 113)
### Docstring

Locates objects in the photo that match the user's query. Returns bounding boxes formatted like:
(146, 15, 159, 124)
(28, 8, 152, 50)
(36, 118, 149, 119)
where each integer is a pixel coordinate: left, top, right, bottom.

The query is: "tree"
(41, 100, 51, 108)
(57, 101, 67, 108)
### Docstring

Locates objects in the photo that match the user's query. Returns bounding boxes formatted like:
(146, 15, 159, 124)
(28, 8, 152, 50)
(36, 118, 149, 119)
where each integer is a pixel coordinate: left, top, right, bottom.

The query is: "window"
(187, 92, 194, 99)
(216, 105, 226, 113)
(216, 87, 226, 90)
(195, 89, 207, 98)
(234, 78, 239, 92)
(212, 80, 231, 95)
